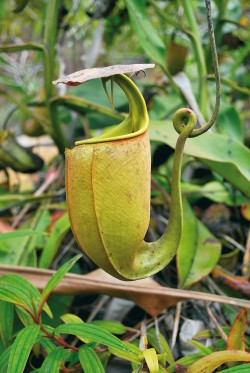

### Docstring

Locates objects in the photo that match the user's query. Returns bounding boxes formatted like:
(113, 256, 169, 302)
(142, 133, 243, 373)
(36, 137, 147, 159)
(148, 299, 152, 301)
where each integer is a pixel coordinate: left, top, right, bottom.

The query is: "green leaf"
(0, 345, 11, 372)
(182, 181, 247, 206)
(90, 320, 126, 335)
(56, 323, 140, 360)
(186, 351, 250, 373)
(222, 365, 250, 372)
(39, 213, 71, 269)
(189, 340, 213, 356)
(125, 0, 166, 68)
(79, 346, 105, 373)
(1, 274, 52, 318)
(39, 347, 70, 373)
(149, 121, 250, 197)
(217, 106, 243, 142)
(147, 328, 174, 365)
(177, 199, 221, 288)
(142, 348, 159, 373)
(40, 254, 82, 303)
(0, 301, 14, 348)
(7, 324, 40, 373)
(61, 313, 83, 324)
(108, 344, 142, 365)
(168, 353, 205, 372)
(0, 230, 45, 240)
(60, 313, 87, 343)
(40, 338, 57, 354)
(0, 283, 29, 308)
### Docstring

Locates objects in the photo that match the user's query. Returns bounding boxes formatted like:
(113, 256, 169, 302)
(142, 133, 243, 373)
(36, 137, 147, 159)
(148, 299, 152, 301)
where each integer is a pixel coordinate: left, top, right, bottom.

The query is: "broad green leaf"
(7, 324, 40, 373)
(40, 254, 82, 303)
(177, 199, 221, 288)
(90, 320, 126, 335)
(125, 0, 166, 68)
(142, 348, 159, 373)
(217, 106, 243, 142)
(0, 301, 14, 348)
(39, 347, 70, 373)
(147, 327, 174, 365)
(79, 346, 105, 373)
(227, 309, 247, 351)
(222, 364, 250, 372)
(149, 121, 250, 197)
(39, 213, 71, 269)
(186, 351, 250, 373)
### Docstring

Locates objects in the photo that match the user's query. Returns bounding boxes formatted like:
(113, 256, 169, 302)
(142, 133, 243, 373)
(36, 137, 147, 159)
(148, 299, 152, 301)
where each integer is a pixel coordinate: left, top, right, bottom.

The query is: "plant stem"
(182, 0, 208, 117)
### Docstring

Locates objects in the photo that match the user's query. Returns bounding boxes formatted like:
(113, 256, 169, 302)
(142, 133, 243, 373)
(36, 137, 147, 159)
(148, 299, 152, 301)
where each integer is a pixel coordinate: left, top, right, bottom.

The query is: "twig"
(171, 301, 182, 350)
(205, 302, 228, 342)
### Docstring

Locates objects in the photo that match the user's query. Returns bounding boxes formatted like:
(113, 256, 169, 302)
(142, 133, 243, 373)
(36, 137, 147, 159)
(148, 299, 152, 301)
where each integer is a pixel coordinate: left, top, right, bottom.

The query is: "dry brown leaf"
(212, 265, 250, 298)
(52, 64, 155, 86)
(1, 266, 250, 316)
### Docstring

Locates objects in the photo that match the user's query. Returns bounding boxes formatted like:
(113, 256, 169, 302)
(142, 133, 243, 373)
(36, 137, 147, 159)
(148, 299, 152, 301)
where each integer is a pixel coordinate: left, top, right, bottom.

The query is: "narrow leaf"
(56, 323, 139, 355)
(0, 345, 11, 372)
(222, 364, 250, 372)
(0, 301, 14, 347)
(168, 353, 204, 372)
(227, 308, 247, 368)
(189, 340, 213, 356)
(108, 345, 142, 364)
(1, 274, 52, 318)
(186, 350, 250, 373)
(0, 230, 45, 240)
(40, 254, 82, 302)
(79, 347, 105, 373)
(147, 328, 174, 365)
(7, 324, 40, 373)
(125, 0, 166, 67)
(39, 213, 71, 269)
(142, 348, 159, 373)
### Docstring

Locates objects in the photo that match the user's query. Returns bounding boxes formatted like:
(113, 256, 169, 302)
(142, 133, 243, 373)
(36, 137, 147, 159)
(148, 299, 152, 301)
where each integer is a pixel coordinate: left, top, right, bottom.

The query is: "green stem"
(182, 0, 208, 117)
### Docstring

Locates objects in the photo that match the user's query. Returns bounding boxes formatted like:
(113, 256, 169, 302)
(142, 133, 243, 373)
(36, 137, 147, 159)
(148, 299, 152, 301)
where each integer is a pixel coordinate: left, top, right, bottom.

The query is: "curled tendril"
(173, 108, 197, 138)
